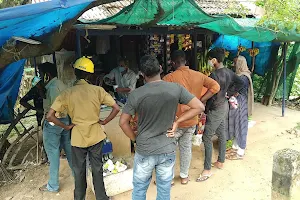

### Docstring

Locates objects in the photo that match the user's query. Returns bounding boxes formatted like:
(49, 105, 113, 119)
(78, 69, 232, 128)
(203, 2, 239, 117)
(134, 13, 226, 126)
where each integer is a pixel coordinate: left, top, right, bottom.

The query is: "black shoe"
(41, 158, 48, 165)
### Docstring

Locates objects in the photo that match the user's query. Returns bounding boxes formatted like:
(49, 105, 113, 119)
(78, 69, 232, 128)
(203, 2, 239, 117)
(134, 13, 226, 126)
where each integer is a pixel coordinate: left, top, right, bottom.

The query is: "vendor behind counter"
(103, 57, 137, 103)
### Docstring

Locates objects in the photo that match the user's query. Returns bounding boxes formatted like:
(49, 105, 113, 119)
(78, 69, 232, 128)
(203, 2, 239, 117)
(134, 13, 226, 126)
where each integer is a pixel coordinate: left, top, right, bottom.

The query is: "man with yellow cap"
(46, 57, 120, 200)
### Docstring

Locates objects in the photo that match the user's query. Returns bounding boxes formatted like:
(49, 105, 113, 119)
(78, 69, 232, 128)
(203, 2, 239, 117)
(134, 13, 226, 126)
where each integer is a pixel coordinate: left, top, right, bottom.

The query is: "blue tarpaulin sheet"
(211, 35, 280, 76)
(0, 60, 25, 123)
(0, 0, 94, 123)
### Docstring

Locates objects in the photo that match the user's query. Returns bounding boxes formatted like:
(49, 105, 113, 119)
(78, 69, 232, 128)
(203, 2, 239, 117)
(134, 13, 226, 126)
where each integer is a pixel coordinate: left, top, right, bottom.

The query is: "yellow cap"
(73, 57, 94, 73)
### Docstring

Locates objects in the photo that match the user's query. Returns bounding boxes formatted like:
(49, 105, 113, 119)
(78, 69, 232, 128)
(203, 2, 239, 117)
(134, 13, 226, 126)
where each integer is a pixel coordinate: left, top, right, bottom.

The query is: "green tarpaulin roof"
(92, 0, 225, 26)
(86, 0, 300, 43)
(199, 18, 277, 42)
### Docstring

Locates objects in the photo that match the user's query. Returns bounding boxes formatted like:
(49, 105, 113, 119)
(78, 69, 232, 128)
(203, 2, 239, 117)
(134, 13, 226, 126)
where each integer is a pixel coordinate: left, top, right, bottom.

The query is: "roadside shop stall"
(1, 0, 300, 197)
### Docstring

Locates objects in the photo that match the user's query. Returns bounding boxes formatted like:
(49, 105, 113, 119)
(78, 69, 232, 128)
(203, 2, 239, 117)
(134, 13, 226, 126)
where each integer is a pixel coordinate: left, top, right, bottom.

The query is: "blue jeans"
(43, 118, 73, 192)
(132, 152, 175, 200)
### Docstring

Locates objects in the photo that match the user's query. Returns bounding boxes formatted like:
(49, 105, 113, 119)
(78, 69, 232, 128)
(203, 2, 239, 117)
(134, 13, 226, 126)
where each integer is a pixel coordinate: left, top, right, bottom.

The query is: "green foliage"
(291, 67, 300, 97)
(255, 0, 266, 7)
(252, 74, 265, 101)
(0, 0, 30, 9)
(256, 0, 300, 33)
(295, 122, 300, 130)
(226, 140, 233, 149)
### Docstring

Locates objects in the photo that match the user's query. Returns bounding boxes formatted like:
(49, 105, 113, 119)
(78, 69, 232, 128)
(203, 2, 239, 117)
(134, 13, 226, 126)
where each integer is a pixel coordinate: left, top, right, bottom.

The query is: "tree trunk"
(268, 59, 284, 105)
(0, 0, 118, 69)
(262, 46, 284, 106)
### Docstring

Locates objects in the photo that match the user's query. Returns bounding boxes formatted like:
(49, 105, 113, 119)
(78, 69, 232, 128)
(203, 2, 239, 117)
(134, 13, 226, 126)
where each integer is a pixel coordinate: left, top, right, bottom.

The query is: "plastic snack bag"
(229, 96, 238, 109)
(192, 134, 203, 146)
(197, 114, 206, 134)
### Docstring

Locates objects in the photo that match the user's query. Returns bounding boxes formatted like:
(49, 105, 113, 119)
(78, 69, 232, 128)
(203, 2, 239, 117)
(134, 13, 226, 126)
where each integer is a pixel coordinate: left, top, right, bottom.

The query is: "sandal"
(196, 173, 212, 182)
(39, 184, 58, 193)
(181, 177, 189, 185)
(226, 153, 244, 160)
(226, 148, 237, 154)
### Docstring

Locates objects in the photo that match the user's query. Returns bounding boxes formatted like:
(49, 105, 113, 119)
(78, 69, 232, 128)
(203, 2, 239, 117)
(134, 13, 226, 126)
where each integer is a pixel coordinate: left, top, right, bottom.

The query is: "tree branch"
(0, 0, 118, 68)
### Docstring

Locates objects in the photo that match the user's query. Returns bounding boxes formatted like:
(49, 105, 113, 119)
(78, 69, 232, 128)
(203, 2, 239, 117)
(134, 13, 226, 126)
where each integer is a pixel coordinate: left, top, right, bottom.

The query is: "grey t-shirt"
(122, 81, 195, 156)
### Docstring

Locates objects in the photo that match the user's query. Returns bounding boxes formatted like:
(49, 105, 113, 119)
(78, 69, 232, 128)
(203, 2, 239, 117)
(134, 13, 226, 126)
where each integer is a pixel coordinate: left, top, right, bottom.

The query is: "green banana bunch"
(197, 50, 212, 76)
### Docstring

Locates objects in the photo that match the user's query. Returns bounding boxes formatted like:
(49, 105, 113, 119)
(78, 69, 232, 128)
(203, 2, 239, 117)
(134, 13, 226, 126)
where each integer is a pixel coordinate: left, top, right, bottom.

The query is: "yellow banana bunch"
(248, 48, 259, 57)
(225, 51, 230, 58)
(238, 45, 246, 52)
(237, 45, 246, 56)
(254, 48, 259, 55)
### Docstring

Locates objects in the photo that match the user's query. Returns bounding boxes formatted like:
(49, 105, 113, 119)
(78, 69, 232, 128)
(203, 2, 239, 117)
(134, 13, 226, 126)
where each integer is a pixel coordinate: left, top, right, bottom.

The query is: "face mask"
(119, 66, 126, 73)
(208, 60, 214, 67)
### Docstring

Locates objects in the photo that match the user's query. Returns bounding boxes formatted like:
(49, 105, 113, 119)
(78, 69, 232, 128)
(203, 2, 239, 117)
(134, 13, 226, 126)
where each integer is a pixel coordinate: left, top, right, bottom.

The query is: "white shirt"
(104, 67, 137, 98)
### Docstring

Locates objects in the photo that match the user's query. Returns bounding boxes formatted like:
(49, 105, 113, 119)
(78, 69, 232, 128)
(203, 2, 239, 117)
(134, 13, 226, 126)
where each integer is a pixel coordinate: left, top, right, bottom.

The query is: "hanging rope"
(2, 39, 29, 62)
(84, 29, 91, 43)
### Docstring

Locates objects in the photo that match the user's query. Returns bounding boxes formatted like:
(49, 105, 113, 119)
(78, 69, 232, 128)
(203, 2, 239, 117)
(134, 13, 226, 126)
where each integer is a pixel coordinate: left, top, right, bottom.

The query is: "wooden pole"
(193, 33, 197, 71)
(251, 41, 255, 72)
(52, 52, 57, 65)
(163, 35, 168, 73)
(33, 57, 38, 76)
(282, 43, 287, 117)
(32, 57, 39, 164)
(76, 30, 82, 59)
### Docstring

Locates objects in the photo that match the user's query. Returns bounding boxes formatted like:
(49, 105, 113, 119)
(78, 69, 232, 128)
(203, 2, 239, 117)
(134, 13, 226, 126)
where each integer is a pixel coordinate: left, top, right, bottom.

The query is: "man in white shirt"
(104, 57, 137, 103)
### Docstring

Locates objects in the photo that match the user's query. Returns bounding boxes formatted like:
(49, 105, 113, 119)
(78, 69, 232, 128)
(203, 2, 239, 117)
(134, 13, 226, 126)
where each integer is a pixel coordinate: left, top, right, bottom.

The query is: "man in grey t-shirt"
(119, 55, 204, 200)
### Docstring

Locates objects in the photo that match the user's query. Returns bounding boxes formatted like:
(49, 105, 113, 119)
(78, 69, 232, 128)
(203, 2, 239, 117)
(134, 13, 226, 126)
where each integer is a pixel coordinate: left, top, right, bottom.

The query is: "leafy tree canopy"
(0, 0, 31, 9)
(256, 0, 300, 33)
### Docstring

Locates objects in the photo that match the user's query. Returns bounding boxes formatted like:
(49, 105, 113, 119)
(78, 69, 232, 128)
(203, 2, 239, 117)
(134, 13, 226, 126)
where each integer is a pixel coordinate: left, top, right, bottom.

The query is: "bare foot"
(212, 161, 224, 169)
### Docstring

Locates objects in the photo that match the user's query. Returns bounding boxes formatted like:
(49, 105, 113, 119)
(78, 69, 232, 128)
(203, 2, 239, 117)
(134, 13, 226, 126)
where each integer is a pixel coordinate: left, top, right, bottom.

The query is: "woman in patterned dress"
(226, 56, 254, 160)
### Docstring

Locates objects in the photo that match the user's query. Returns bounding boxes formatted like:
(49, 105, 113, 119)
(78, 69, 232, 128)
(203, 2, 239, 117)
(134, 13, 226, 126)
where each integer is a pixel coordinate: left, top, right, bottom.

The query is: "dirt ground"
(1, 103, 300, 200)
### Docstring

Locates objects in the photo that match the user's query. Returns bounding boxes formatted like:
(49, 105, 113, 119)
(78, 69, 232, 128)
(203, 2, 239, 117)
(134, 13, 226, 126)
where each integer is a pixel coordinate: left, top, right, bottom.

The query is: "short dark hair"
(118, 56, 129, 64)
(75, 68, 91, 80)
(171, 50, 186, 64)
(38, 62, 57, 77)
(207, 48, 226, 63)
(140, 55, 160, 78)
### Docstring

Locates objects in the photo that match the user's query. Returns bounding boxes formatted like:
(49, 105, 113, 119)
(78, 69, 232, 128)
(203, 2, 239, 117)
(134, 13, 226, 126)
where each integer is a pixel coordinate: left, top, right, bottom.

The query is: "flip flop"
(226, 148, 238, 154)
(226, 153, 244, 160)
(39, 184, 58, 193)
(226, 152, 238, 157)
(196, 174, 212, 182)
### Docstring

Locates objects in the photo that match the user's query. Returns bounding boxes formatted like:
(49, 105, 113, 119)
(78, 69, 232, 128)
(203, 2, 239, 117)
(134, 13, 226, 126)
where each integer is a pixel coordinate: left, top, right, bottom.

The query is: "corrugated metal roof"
(32, 0, 261, 23)
(31, 0, 50, 3)
(80, 0, 133, 23)
(195, 0, 259, 15)
(79, 0, 261, 23)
